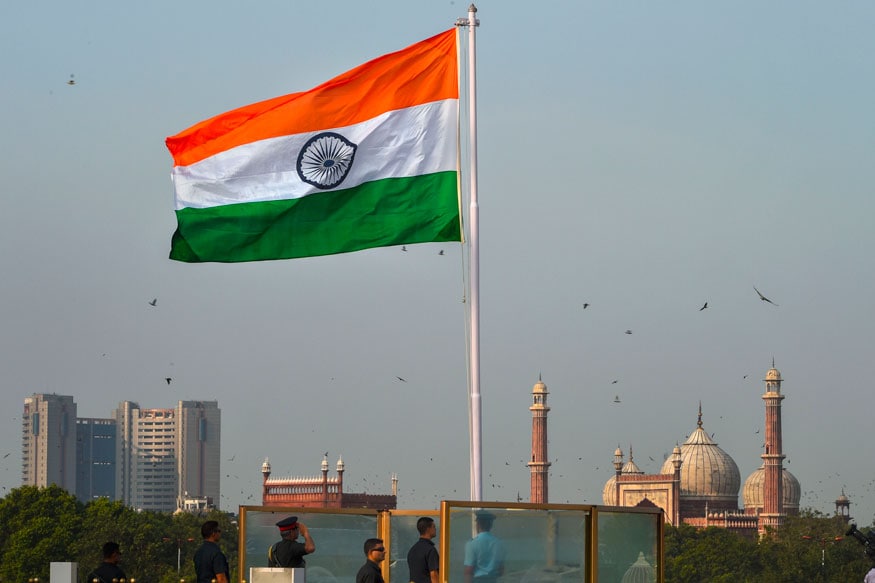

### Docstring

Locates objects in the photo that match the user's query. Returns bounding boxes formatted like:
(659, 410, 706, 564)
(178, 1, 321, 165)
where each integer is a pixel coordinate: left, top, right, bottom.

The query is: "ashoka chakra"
(296, 132, 357, 189)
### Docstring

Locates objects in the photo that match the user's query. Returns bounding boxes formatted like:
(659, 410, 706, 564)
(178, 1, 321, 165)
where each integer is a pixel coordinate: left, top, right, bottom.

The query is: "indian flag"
(166, 29, 461, 263)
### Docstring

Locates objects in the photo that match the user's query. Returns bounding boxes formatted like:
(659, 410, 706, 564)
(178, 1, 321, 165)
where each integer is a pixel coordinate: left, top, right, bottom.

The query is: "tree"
(665, 524, 762, 582)
(0, 486, 84, 583)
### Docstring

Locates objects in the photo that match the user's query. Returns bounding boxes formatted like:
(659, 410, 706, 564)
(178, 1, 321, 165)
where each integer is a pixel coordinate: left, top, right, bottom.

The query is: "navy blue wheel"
(296, 132, 357, 189)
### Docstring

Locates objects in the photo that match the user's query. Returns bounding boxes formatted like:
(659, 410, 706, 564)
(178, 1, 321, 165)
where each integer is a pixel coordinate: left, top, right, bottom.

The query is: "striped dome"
(742, 465, 801, 513)
(621, 552, 656, 583)
(660, 416, 740, 503)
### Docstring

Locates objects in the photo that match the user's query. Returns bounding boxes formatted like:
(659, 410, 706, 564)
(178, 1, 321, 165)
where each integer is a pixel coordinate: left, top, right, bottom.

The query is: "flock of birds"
(578, 285, 780, 404)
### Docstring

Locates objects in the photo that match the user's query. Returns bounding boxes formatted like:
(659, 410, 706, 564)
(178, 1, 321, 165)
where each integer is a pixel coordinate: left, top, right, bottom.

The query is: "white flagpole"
(457, 3, 481, 503)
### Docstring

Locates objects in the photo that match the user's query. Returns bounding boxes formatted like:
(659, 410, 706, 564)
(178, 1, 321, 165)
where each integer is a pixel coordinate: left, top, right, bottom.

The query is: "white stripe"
(172, 99, 458, 210)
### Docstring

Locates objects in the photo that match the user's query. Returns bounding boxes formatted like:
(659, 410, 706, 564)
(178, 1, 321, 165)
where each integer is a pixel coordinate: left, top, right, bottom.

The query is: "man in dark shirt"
(267, 516, 315, 568)
(355, 538, 386, 583)
(407, 517, 439, 583)
(87, 542, 126, 583)
(193, 520, 229, 583)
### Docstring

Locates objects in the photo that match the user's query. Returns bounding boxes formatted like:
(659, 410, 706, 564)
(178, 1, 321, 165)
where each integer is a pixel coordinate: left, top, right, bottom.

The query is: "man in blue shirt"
(464, 512, 505, 583)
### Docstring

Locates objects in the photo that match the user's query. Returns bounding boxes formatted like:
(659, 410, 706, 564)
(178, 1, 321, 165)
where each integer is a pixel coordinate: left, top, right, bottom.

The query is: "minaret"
(527, 376, 551, 503)
(612, 445, 624, 506)
(670, 444, 683, 526)
(261, 457, 272, 504)
(321, 454, 329, 507)
(760, 360, 786, 533)
(336, 455, 345, 496)
(835, 489, 851, 523)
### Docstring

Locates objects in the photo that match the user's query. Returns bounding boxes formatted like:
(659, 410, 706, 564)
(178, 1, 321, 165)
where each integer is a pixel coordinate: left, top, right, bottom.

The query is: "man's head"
(276, 516, 300, 540)
(363, 538, 386, 563)
(201, 520, 222, 541)
(475, 511, 495, 532)
(416, 516, 436, 539)
(102, 542, 121, 564)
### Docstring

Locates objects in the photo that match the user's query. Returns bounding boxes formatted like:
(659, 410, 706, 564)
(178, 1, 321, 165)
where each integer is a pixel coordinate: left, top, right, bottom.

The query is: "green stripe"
(170, 172, 461, 263)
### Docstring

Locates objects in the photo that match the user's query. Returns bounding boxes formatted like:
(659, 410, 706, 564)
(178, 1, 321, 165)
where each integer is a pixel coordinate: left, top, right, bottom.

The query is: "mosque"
(526, 362, 848, 536)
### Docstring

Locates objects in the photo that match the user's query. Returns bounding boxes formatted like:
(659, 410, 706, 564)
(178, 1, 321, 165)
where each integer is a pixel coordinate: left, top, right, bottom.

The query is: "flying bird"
(148, 298, 157, 306)
(611, 380, 618, 384)
(165, 377, 172, 385)
(613, 395, 621, 403)
(625, 330, 633, 335)
(753, 286, 778, 306)
(699, 302, 708, 311)
(67, 74, 75, 86)
(438, 250, 444, 255)
(582, 303, 590, 309)
(401, 246, 407, 252)
(396, 376, 406, 382)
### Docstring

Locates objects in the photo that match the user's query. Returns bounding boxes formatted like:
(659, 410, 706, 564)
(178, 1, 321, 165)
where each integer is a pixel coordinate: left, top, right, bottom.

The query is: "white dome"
(660, 419, 740, 503)
(742, 465, 801, 513)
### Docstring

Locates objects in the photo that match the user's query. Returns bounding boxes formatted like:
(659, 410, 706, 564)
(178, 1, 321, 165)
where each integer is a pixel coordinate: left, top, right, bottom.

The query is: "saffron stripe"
(166, 29, 458, 168)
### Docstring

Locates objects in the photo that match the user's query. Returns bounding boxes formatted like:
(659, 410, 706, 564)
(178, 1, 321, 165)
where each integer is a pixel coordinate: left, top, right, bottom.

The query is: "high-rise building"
(114, 400, 221, 512)
(22, 394, 77, 491)
(115, 402, 179, 511)
(75, 418, 117, 502)
(176, 400, 221, 508)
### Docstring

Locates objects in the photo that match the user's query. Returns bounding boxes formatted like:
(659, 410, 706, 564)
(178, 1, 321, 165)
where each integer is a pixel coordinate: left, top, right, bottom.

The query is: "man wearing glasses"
(268, 516, 316, 568)
(193, 521, 229, 583)
(356, 538, 386, 583)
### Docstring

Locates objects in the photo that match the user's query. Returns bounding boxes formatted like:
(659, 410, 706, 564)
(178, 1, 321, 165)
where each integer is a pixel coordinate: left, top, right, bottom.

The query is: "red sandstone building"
(260, 455, 396, 509)
(528, 364, 848, 536)
(600, 363, 800, 536)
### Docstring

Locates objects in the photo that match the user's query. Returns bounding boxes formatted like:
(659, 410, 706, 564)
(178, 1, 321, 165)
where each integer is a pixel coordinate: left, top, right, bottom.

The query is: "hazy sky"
(2, 1, 874, 524)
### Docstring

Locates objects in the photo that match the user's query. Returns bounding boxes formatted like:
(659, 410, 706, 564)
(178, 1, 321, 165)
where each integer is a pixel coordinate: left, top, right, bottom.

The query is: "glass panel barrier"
(386, 511, 440, 583)
(595, 509, 659, 583)
(443, 503, 589, 583)
(240, 507, 378, 583)
(238, 504, 662, 583)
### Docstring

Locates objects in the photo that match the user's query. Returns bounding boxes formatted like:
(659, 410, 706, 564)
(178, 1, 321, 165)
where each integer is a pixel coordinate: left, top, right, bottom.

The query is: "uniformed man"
(268, 516, 316, 568)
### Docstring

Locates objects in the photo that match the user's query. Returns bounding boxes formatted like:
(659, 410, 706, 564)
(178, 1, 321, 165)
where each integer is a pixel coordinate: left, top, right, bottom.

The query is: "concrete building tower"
(760, 361, 786, 533)
(22, 394, 77, 491)
(527, 376, 551, 503)
(114, 402, 178, 511)
(176, 400, 221, 509)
